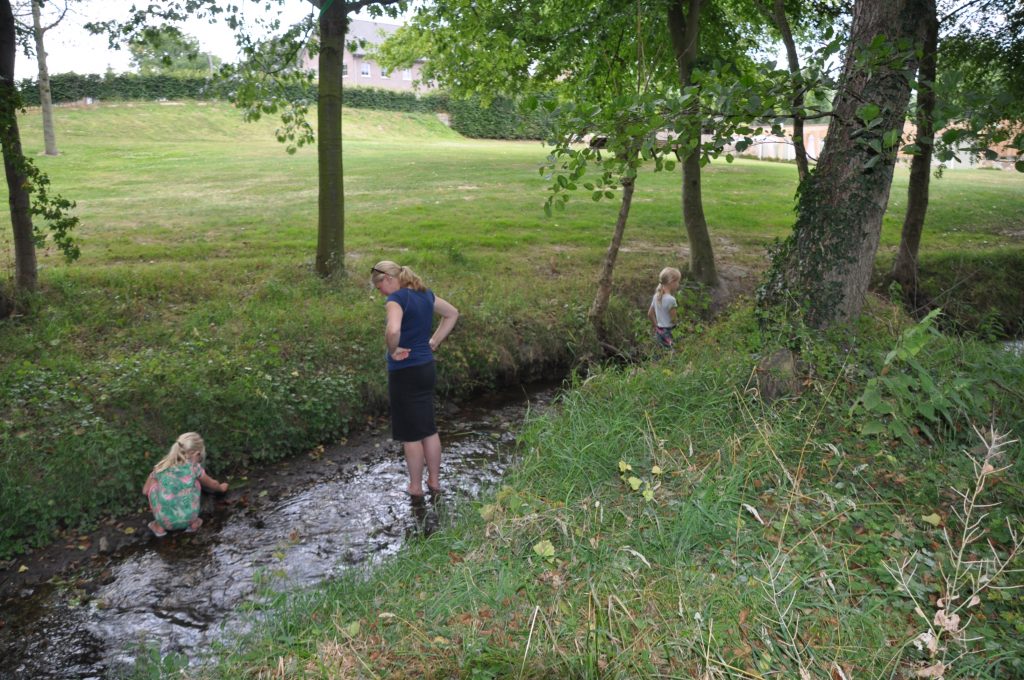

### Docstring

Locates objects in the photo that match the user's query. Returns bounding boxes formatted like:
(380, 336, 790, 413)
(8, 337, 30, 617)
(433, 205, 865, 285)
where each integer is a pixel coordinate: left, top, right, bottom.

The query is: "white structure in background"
(725, 122, 1016, 170)
(302, 19, 433, 92)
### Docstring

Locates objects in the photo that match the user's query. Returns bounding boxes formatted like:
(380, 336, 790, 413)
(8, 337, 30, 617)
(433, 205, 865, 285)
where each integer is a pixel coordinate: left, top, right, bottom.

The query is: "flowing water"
(0, 383, 559, 679)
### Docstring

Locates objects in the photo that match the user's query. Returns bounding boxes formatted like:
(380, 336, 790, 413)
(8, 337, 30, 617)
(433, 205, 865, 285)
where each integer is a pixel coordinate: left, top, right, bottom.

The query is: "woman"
(371, 261, 459, 497)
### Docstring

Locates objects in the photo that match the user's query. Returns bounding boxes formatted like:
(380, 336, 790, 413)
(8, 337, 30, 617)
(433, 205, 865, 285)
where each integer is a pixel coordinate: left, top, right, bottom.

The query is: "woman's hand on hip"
(391, 347, 411, 361)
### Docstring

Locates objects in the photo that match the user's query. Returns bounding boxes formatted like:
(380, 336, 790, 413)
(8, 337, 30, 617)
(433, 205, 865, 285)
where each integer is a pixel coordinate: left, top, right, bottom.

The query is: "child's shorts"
(655, 325, 675, 348)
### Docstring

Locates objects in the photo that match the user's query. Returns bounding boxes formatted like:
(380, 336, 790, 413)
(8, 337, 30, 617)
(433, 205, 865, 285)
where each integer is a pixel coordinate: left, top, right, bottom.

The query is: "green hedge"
(18, 75, 549, 140)
(447, 95, 554, 141)
(17, 73, 224, 105)
(344, 87, 449, 113)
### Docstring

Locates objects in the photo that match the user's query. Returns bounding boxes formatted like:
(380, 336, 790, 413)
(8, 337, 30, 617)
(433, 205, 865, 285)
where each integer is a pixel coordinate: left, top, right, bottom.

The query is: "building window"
(342, 63, 348, 77)
(360, 63, 370, 77)
(402, 69, 412, 81)
(381, 67, 390, 79)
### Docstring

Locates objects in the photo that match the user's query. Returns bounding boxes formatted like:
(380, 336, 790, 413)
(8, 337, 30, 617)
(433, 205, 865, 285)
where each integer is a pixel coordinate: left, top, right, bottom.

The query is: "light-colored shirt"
(650, 292, 677, 327)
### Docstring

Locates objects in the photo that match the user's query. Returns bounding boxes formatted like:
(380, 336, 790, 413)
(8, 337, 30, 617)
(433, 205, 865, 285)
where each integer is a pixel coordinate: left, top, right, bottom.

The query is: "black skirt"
(387, 361, 437, 442)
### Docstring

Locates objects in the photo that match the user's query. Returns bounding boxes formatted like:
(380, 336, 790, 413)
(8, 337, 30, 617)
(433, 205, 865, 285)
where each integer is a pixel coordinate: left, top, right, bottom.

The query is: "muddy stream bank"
(0, 382, 560, 679)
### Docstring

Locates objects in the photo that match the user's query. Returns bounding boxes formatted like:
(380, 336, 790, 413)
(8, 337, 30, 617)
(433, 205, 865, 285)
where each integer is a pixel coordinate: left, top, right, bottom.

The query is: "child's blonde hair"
(153, 432, 206, 473)
(654, 267, 682, 302)
(370, 260, 427, 292)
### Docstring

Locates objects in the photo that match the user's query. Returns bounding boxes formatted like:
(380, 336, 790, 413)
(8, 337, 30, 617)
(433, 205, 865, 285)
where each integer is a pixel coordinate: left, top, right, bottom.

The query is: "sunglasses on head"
(371, 267, 387, 276)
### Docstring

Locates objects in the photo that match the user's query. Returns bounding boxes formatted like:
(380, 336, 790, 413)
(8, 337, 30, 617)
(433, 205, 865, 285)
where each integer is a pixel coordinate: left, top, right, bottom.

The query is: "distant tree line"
(16, 74, 552, 140)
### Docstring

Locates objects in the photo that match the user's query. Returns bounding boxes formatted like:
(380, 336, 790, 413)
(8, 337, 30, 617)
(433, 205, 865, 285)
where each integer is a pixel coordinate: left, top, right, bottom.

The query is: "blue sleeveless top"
(386, 288, 435, 372)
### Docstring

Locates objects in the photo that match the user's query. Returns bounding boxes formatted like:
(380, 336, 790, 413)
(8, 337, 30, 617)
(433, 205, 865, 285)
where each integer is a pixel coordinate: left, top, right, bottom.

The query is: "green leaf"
(861, 420, 887, 435)
(856, 104, 881, 124)
(1016, 160, 1024, 173)
(860, 386, 884, 412)
(533, 539, 556, 562)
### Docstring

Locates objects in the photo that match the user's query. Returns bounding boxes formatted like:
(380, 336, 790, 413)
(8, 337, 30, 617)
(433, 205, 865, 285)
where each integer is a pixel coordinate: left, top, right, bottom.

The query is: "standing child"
(648, 267, 682, 349)
(142, 432, 228, 537)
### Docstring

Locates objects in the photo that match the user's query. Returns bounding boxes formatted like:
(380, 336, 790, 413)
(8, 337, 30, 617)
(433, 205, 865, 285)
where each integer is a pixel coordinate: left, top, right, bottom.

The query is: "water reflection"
(0, 383, 557, 679)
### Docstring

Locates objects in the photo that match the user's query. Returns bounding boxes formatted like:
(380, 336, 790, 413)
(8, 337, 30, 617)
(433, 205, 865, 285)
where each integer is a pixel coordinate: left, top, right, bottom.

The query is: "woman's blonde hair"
(153, 432, 206, 473)
(370, 260, 427, 292)
(655, 266, 682, 302)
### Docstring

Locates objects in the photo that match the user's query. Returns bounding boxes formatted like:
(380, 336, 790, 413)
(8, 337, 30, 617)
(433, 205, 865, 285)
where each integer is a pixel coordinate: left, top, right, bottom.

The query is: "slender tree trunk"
(1, 0, 37, 291)
(316, 0, 345, 277)
(589, 174, 636, 340)
(31, 0, 57, 156)
(891, 5, 938, 291)
(771, 0, 808, 181)
(667, 0, 719, 289)
(767, 0, 932, 327)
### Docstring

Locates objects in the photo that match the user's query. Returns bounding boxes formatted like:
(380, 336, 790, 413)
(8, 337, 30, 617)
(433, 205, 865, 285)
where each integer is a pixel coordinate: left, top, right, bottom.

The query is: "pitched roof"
(346, 19, 400, 55)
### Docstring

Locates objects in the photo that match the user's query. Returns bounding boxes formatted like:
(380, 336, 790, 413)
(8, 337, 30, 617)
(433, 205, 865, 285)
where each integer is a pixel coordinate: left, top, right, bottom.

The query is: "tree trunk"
(588, 174, 636, 340)
(890, 5, 938, 292)
(32, 0, 57, 156)
(315, 1, 345, 278)
(1, 0, 37, 291)
(772, 0, 808, 181)
(768, 0, 932, 327)
(667, 0, 719, 290)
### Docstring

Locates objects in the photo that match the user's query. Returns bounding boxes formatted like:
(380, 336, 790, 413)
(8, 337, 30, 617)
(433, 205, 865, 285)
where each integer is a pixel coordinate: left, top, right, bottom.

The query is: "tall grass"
(209, 307, 1024, 678)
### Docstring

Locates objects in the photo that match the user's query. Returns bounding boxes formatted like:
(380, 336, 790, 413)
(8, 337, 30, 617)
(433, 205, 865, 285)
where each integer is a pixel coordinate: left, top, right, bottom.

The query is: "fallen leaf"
(18, 565, 28, 573)
(915, 662, 945, 678)
(627, 476, 642, 491)
(122, 527, 136, 535)
(742, 503, 766, 525)
(933, 609, 960, 633)
(920, 512, 942, 527)
(914, 631, 939, 655)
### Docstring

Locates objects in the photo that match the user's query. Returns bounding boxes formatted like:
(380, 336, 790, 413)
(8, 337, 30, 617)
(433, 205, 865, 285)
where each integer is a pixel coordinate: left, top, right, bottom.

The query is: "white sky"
(16, 0, 335, 80)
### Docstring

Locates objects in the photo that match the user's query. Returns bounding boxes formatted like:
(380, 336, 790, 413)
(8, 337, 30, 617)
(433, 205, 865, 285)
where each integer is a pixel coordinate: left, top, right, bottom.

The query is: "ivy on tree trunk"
(760, 0, 933, 328)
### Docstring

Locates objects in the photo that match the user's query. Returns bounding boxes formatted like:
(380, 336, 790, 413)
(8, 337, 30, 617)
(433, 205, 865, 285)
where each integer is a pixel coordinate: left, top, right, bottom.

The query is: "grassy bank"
(208, 303, 1024, 678)
(1, 101, 1023, 559)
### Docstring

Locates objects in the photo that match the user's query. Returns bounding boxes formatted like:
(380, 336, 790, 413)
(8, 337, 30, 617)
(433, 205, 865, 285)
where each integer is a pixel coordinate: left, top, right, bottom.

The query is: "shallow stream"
(0, 383, 558, 679)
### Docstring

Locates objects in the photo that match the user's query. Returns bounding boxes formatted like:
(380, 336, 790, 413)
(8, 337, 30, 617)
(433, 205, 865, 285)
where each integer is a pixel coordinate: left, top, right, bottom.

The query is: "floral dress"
(148, 462, 203, 530)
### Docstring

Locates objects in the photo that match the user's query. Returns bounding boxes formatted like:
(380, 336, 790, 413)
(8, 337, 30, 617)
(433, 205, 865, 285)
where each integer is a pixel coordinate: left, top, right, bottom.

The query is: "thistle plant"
(884, 426, 1023, 678)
